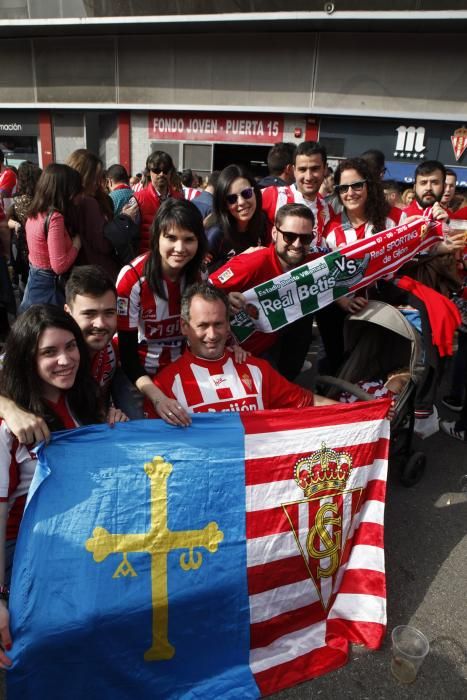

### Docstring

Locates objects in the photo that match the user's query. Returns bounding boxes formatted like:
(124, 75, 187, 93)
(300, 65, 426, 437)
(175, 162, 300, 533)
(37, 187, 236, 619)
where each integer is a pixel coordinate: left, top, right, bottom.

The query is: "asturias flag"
(8, 401, 390, 699)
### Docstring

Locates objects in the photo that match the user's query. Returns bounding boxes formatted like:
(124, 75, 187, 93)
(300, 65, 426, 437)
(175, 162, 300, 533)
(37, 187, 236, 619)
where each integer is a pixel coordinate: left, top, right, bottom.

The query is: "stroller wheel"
(400, 451, 426, 487)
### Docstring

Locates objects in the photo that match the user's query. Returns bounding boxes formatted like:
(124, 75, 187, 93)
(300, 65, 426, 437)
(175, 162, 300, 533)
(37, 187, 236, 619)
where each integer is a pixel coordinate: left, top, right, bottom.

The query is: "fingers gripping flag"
(8, 402, 390, 699)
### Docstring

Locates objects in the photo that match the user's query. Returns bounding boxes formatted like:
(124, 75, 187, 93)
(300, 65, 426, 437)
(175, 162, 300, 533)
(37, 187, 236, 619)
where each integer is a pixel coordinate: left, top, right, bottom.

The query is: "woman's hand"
(72, 234, 82, 252)
(0, 397, 50, 445)
(228, 344, 250, 363)
(106, 407, 129, 426)
(0, 601, 12, 669)
(121, 200, 140, 223)
(228, 292, 246, 315)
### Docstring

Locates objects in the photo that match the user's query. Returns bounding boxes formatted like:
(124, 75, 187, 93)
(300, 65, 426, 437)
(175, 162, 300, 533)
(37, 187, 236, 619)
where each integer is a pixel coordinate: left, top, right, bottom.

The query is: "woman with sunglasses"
(325, 158, 395, 251)
(134, 151, 183, 254)
(0, 304, 128, 667)
(115, 199, 207, 424)
(204, 165, 268, 272)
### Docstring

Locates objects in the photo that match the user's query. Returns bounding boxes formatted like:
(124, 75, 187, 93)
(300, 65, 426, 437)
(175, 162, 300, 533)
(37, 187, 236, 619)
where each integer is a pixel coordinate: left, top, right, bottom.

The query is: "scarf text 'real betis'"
(230, 216, 442, 343)
(8, 403, 390, 698)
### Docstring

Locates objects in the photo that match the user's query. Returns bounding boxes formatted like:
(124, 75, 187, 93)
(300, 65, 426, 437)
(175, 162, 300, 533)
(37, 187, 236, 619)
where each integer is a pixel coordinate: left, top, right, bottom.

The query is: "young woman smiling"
(116, 199, 207, 424)
(204, 164, 268, 272)
(0, 304, 126, 667)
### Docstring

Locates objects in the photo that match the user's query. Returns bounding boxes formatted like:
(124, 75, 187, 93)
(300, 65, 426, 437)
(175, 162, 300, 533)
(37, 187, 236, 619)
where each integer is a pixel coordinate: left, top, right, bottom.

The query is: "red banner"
(148, 112, 284, 144)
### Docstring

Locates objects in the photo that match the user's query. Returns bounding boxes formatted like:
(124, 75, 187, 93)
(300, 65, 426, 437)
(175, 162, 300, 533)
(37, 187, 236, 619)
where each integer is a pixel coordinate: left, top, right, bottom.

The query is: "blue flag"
(8, 417, 259, 699)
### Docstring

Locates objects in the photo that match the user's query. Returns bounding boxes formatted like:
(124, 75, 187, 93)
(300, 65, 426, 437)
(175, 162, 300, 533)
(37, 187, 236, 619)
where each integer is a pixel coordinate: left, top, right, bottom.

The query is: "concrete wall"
(0, 31, 465, 121)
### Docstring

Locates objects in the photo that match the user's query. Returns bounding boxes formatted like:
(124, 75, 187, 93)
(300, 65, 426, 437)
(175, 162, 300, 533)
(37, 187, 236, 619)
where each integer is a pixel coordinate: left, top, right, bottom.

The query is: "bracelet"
(0, 585, 9, 601)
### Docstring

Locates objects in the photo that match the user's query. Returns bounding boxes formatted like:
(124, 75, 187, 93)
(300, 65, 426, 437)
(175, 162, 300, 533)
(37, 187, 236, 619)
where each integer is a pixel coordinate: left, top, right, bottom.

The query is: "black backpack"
(103, 214, 140, 266)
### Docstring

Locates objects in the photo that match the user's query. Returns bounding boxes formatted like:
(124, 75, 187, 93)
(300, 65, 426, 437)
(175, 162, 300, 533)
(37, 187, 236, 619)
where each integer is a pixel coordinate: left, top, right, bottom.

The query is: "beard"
(415, 191, 441, 208)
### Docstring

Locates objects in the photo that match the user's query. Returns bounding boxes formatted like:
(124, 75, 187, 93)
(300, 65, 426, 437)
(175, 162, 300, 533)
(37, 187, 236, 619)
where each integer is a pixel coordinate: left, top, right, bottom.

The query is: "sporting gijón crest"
(282, 443, 363, 611)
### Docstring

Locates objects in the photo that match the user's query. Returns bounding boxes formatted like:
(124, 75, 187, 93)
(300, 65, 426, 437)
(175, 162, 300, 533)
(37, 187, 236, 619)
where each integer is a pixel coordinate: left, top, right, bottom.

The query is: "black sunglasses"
(276, 226, 314, 246)
(226, 187, 254, 205)
(335, 180, 367, 195)
(150, 167, 171, 175)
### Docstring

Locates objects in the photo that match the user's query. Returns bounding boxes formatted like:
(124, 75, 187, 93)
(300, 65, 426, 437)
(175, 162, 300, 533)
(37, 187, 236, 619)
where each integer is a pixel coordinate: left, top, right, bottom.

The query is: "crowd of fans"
(0, 140, 465, 667)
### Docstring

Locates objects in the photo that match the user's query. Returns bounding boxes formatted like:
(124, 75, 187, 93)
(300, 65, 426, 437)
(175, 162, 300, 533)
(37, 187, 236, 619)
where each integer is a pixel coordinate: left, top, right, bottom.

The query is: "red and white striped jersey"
(183, 186, 202, 201)
(262, 184, 333, 252)
(325, 213, 396, 251)
(91, 338, 118, 392)
(0, 397, 79, 539)
(152, 349, 314, 414)
(116, 253, 185, 376)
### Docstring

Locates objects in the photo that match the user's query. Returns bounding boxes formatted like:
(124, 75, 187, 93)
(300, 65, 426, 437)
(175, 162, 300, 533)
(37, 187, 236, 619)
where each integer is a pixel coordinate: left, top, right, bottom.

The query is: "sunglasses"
(225, 187, 254, 205)
(335, 180, 367, 195)
(150, 167, 171, 175)
(276, 226, 314, 245)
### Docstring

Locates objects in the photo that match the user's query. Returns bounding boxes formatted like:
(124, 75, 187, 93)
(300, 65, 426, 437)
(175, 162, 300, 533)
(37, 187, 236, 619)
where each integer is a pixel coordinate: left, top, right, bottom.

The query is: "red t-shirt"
(209, 245, 286, 355)
(150, 349, 314, 415)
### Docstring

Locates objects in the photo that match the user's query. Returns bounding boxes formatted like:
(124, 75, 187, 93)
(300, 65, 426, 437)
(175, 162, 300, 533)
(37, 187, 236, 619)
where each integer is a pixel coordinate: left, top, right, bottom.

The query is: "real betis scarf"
(231, 216, 442, 343)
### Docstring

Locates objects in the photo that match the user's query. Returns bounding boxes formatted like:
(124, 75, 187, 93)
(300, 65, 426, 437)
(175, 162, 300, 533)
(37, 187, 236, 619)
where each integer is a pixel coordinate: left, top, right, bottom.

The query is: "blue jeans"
(18, 265, 65, 313)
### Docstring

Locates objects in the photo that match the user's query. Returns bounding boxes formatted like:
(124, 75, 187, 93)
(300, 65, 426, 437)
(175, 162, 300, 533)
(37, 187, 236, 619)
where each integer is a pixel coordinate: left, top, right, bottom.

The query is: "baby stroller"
(314, 301, 426, 487)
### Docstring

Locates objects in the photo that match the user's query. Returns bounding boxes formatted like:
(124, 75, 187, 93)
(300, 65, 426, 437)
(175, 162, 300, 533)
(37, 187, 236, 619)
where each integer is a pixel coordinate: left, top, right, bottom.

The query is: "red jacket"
(135, 185, 183, 253)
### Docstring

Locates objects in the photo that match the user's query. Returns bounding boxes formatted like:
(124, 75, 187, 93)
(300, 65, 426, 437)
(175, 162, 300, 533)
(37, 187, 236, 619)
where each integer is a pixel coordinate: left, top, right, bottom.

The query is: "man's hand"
(0, 397, 50, 444)
(227, 344, 250, 363)
(431, 202, 449, 221)
(153, 395, 191, 427)
(228, 292, 247, 315)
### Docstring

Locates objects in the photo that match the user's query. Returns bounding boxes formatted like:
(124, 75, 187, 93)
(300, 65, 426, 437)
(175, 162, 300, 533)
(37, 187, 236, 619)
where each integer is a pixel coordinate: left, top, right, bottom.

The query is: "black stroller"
(307, 301, 427, 487)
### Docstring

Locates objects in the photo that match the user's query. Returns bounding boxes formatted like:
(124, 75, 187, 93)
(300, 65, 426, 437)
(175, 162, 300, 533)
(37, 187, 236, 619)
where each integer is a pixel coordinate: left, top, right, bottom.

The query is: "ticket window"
(0, 135, 38, 168)
(213, 144, 270, 178)
(182, 143, 213, 182)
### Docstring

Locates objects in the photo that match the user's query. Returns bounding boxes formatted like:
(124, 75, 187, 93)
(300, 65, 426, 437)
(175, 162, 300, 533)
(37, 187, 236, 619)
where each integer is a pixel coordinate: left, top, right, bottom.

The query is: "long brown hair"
(67, 148, 113, 220)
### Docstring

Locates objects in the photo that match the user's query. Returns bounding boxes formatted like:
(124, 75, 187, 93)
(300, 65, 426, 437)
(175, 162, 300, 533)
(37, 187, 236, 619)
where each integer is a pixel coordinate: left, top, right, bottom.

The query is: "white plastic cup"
(391, 625, 430, 683)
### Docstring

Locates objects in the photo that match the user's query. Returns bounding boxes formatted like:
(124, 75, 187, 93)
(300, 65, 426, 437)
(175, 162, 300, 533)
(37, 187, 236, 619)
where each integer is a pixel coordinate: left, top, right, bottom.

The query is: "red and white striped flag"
(242, 400, 390, 695)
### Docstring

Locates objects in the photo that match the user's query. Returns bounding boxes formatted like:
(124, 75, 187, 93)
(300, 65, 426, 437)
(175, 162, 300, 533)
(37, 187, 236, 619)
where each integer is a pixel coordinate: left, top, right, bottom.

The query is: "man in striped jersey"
(261, 140, 333, 249)
(150, 283, 335, 415)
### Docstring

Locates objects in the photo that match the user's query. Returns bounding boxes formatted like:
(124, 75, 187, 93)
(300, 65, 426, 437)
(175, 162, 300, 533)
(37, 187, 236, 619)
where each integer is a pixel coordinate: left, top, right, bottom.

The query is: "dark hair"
(106, 164, 129, 185)
(360, 149, 386, 177)
(211, 164, 265, 250)
(445, 168, 457, 180)
(414, 160, 446, 182)
(0, 149, 4, 165)
(267, 142, 297, 176)
(334, 157, 388, 233)
(146, 151, 175, 174)
(0, 305, 103, 431)
(181, 169, 194, 187)
(295, 141, 327, 165)
(65, 265, 116, 305)
(144, 199, 207, 300)
(275, 203, 314, 229)
(16, 160, 42, 198)
(383, 179, 399, 193)
(181, 282, 229, 322)
(207, 170, 220, 189)
(67, 148, 113, 220)
(28, 163, 83, 232)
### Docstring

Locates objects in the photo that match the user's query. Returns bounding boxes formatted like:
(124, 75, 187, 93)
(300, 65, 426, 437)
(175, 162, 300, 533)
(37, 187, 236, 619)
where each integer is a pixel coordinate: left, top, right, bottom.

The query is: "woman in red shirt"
(0, 304, 125, 667)
(19, 164, 82, 312)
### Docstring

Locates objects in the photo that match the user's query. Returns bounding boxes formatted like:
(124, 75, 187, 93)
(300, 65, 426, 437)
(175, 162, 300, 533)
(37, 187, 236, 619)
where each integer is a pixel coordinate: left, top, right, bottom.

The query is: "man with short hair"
(210, 203, 317, 379)
(192, 170, 220, 220)
(150, 283, 335, 415)
(106, 164, 134, 215)
(383, 180, 402, 210)
(181, 169, 201, 201)
(261, 141, 333, 248)
(135, 151, 183, 253)
(257, 142, 296, 188)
